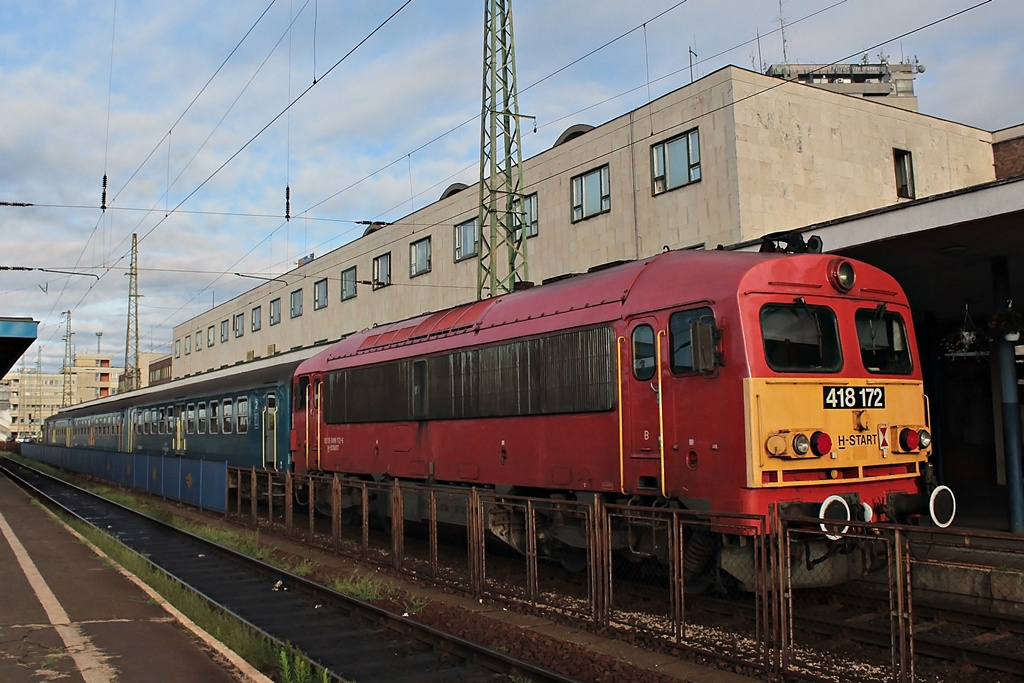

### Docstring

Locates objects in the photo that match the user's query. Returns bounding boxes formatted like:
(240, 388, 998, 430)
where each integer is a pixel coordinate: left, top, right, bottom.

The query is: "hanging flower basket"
(942, 304, 987, 359)
(991, 303, 1024, 342)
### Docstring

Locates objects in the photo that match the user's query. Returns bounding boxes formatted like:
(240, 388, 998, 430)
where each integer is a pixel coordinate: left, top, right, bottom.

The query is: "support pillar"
(993, 256, 1024, 532)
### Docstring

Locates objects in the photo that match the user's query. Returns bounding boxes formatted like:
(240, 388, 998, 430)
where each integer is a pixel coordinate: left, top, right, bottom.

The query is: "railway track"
(794, 587, 1024, 678)
(0, 457, 577, 683)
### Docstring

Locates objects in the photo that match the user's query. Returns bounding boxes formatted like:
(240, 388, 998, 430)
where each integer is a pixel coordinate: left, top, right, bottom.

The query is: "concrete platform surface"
(0, 476, 268, 683)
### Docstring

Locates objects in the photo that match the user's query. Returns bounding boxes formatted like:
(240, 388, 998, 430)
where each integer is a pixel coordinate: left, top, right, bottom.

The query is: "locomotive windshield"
(761, 302, 842, 372)
(855, 306, 913, 374)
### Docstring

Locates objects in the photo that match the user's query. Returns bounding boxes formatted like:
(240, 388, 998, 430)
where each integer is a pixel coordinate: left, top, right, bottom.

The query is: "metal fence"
(21, 444, 228, 512)
(15, 449, 1023, 682)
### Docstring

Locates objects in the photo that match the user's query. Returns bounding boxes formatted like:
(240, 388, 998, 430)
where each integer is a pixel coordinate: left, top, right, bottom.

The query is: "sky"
(1, 0, 1021, 374)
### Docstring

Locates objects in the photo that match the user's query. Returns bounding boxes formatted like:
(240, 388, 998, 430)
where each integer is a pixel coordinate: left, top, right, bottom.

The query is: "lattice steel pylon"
(123, 233, 141, 392)
(477, 0, 529, 299)
(61, 310, 73, 407)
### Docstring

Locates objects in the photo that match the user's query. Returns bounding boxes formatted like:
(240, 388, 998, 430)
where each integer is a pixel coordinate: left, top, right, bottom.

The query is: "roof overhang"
(0, 318, 38, 377)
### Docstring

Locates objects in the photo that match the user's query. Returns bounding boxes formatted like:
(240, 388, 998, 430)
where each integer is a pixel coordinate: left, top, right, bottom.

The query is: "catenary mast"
(477, 0, 529, 299)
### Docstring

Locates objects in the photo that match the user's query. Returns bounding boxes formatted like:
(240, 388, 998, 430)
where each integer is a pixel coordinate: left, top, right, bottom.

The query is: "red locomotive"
(291, 249, 954, 588)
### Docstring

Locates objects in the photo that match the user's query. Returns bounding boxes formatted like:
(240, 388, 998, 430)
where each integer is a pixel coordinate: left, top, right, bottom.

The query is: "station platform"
(0, 476, 267, 683)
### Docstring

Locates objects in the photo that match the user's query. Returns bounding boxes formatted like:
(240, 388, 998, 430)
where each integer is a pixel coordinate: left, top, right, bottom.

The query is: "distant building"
(0, 352, 124, 440)
(765, 60, 922, 111)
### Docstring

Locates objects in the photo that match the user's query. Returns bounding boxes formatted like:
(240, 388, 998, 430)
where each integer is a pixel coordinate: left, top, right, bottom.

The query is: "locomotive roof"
(299, 249, 905, 374)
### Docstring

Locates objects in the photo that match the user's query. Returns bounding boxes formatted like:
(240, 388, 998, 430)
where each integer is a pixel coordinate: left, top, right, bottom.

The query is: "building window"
(314, 278, 328, 310)
(184, 336, 191, 355)
(207, 325, 215, 347)
(341, 266, 357, 301)
(652, 128, 701, 194)
(373, 252, 391, 289)
(174, 339, 181, 358)
(233, 312, 245, 338)
(270, 298, 281, 325)
(290, 289, 303, 318)
(251, 306, 261, 332)
(410, 237, 431, 277)
(454, 218, 478, 262)
(220, 320, 229, 342)
(195, 331, 202, 352)
(571, 165, 610, 221)
(894, 148, 915, 199)
(514, 193, 539, 239)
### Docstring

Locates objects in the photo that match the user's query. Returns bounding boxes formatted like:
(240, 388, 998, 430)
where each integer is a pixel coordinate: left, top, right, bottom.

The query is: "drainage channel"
(0, 457, 577, 683)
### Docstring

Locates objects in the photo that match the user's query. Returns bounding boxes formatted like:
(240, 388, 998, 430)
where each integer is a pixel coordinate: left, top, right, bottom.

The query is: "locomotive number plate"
(823, 386, 885, 409)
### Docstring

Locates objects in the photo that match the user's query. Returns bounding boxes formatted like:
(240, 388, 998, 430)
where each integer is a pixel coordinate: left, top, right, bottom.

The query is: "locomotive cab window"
(856, 306, 913, 374)
(632, 325, 656, 381)
(761, 301, 842, 372)
(669, 307, 716, 374)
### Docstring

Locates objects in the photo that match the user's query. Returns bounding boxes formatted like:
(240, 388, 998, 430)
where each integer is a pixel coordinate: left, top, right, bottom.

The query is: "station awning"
(0, 318, 38, 377)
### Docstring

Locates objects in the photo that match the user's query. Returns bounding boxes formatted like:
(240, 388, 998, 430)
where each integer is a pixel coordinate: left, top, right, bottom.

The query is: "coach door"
(622, 319, 665, 494)
(262, 392, 278, 469)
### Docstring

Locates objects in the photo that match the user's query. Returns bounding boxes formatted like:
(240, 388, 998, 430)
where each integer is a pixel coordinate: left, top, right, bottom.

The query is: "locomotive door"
(262, 392, 277, 469)
(623, 319, 665, 493)
(303, 377, 323, 471)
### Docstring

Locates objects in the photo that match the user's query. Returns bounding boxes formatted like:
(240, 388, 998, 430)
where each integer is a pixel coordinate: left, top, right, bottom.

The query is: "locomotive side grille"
(323, 326, 615, 424)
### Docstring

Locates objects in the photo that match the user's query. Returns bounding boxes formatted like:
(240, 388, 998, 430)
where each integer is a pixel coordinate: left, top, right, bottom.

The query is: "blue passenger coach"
(43, 349, 318, 471)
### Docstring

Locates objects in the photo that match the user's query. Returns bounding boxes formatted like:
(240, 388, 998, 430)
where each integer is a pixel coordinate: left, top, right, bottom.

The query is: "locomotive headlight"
(899, 427, 921, 451)
(827, 258, 856, 293)
(917, 429, 932, 449)
(793, 433, 811, 455)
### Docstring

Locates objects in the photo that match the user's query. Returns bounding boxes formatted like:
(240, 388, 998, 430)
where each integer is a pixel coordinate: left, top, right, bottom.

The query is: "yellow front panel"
(744, 377, 928, 488)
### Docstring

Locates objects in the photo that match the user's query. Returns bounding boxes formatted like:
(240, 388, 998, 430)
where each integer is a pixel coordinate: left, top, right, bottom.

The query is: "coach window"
(652, 128, 701, 195)
(220, 320, 229, 343)
(186, 404, 196, 434)
(669, 307, 714, 373)
(632, 325, 656, 381)
(761, 302, 842, 373)
(314, 279, 328, 310)
(290, 289, 303, 318)
(197, 402, 207, 434)
(207, 325, 215, 347)
(252, 306, 262, 332)
(237, 397, 249, 433)
(571, 165, 610, 222)
(223, 399, 234, 434)
(270, 298, 281, 326)
(158, 407, 166, 434)
(341, 266, 357, 301)
(856, 306, 913, 374)
(209, 401, 219, 434)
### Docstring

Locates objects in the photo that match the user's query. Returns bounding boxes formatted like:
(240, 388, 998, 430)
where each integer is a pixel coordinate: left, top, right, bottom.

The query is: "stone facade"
(172, 65, 997, 379)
